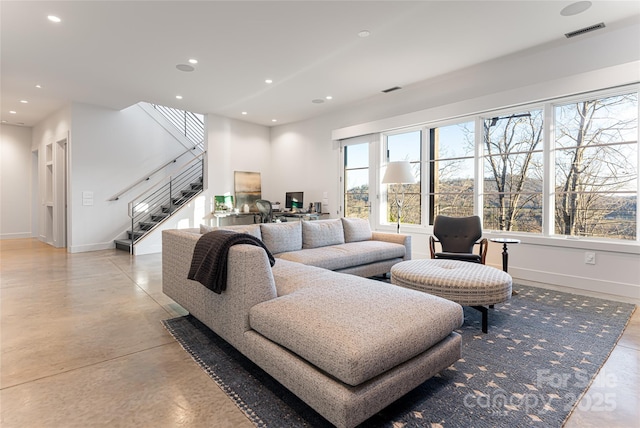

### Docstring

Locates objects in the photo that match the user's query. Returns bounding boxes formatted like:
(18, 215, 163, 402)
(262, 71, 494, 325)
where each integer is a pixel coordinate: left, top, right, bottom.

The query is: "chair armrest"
(372, 231, 412, 261)
(429, 236, 439, 259)
(430, 237, 487, 263)
(477, 238, 488, 264)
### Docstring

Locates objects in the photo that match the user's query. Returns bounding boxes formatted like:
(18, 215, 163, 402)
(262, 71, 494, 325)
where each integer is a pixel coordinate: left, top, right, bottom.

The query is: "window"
(554, 92, 638, 240)
(343, 143, 369, 219)
(483, 110, 544, 232)
(385, 131, 421, 225)
(340, 85, 638, 243)
(429, 121, 475, 222)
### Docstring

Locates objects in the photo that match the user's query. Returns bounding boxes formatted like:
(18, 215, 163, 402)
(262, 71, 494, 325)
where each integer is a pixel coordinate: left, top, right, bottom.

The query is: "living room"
(2, 1, 638, 299)
(1, 1, 639, 426)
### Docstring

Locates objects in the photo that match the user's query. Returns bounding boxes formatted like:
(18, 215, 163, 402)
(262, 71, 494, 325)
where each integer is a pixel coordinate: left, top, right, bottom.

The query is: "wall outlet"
(584, 252, 596, 265)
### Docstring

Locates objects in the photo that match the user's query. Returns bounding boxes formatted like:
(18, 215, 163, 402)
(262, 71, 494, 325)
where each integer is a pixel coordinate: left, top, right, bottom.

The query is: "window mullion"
(543, 103, 554, 236)
(474, 116, 484, 221)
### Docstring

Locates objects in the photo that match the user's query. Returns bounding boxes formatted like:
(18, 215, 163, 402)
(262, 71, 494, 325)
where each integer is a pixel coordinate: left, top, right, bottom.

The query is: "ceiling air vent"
(382, 86, 402, 93)
(565, 22, 605, 38)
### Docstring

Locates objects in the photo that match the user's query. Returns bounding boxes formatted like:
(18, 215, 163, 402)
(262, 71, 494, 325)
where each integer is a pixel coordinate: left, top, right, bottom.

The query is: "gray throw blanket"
(188, 229, 275, 294)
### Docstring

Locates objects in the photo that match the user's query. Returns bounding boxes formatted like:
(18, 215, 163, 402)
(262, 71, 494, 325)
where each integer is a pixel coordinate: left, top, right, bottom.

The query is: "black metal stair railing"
(115, 154, 204, 253)
(152, 104, 205, 153)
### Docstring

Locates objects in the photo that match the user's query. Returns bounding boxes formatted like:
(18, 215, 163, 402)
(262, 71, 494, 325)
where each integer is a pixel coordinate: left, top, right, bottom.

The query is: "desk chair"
(255, 199, 273, 223)
(429, 215, 488, 264)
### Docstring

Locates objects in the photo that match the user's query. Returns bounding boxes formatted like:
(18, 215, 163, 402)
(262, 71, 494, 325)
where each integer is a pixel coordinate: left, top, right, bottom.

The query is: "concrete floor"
(1, 238, 638, 427)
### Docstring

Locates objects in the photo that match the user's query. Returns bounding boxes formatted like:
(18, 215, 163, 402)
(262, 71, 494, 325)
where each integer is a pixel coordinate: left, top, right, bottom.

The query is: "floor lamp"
(382, 161, 416, 233)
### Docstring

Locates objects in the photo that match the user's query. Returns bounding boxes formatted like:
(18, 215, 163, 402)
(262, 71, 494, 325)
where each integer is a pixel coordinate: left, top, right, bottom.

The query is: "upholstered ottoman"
(391, 259, 512, 333)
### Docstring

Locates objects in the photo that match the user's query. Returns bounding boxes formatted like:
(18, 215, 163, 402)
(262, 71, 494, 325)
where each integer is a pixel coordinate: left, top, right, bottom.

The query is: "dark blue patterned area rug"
(162, 284, 635, 427)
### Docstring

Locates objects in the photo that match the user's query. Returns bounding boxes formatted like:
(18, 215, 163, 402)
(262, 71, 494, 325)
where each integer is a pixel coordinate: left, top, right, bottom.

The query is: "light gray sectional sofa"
(163, 218, 463, 428)
(200, 217, 412, 277)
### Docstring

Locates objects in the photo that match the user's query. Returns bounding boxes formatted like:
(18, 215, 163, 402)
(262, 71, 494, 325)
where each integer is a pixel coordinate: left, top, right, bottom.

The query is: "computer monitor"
(285, 192, 304, 211)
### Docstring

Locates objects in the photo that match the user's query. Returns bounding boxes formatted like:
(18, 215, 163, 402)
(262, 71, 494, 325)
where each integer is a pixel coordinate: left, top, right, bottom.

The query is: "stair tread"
(117, 184, 204, 252)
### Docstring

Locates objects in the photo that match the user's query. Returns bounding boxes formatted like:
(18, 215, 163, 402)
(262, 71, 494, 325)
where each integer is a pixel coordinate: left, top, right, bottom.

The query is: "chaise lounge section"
(163, 219, 463, 427)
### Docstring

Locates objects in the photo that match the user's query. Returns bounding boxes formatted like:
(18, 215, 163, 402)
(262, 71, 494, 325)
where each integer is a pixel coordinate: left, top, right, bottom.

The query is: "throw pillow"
(302, 219, 345, 249)
(260, 221, 302, 254)
(200, 224, 215, 234)
(341, 217, 372, 242)
(199, 223, 262, 240)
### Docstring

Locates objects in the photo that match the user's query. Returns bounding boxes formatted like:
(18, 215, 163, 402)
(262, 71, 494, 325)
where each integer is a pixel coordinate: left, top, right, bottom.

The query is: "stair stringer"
(131, 188, 212, 255)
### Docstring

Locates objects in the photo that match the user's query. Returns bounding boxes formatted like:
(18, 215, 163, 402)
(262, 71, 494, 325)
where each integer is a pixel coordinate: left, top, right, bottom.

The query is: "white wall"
(32, 105, 71, 243)
(211, 114, 271, 190)
(69, 102, 198, 252)
(205, 114, 271, 198)
(31, 102, 196, 252)
(269, 116, 338, 211)
(0, 124, 33, 239)
(270, 20, 640, 298)
(134, 114, 272, 255)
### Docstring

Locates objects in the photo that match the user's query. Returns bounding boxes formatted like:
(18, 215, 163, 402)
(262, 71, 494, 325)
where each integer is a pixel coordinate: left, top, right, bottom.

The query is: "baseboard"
(0, 232, 34, 240)
(133, 242, 162, 255)
(68, 241, 115, 253)
(510, 267, 640, 301)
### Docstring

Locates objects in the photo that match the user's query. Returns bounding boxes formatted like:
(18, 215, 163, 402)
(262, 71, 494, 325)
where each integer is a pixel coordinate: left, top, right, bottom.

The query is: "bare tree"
(430, 124, 475, 219)
(555, 94, 637, 239)
(484, 111, 544, 231)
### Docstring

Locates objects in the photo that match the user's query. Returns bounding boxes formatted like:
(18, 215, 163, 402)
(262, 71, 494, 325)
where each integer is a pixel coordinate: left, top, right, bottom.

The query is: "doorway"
(53, 138, 67, 248)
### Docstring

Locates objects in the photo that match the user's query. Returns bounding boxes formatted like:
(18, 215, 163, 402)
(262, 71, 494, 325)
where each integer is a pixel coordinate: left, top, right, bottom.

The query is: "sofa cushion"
(200, 223, 262, 240)
(249, 278, 463, 386)
(302, 219, 345, 249)
(341, 217, 373, 242)
(271, 258, 338, 296)
(260, 221, 302, 254)
(276, 240, 405, 271)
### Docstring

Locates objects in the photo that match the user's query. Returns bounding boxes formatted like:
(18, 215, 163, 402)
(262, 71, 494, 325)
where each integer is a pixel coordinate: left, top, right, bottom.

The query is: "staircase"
(113, 103, 206, 253)
(115, 156, 204, 252)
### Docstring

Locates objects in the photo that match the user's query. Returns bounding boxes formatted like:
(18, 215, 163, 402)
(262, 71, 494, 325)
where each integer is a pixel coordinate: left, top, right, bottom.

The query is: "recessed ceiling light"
(188, 58, 198, 64)
(9, 111, 17, 114)
(358, 30, 371, 38)
(48, 15, 61, 23)
(35, 84, 42, 89)
(265, 79, 273, 84)
(241, 112, 248, 115)
(176, 64, 195, 72)
(560, 1, 592, 16)
(326, 96, 333, 100)
(20, 100, 28, 104)
(176, 95, 183, 100)
(271, 119, 277, 122)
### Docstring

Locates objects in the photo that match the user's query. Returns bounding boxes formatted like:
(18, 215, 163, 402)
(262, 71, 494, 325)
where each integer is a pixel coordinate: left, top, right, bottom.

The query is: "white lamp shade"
(382, 161, 416, 184)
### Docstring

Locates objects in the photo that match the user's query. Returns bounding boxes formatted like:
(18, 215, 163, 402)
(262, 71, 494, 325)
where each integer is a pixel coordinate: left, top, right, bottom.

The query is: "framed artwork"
(234, 171, 261, 212)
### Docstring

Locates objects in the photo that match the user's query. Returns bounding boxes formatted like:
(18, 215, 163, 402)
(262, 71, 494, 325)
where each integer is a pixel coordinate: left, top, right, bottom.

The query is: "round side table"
(489, 238, 520, 273)
(490, 238, 521, 296)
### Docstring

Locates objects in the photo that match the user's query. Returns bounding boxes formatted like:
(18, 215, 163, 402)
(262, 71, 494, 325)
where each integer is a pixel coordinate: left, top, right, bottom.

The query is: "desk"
(273, 212, 321, 221)
(213, 212, 259, 227)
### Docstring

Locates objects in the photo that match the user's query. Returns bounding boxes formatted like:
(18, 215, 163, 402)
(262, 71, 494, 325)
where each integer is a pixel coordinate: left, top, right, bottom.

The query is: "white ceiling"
(1, 1, 639, 128)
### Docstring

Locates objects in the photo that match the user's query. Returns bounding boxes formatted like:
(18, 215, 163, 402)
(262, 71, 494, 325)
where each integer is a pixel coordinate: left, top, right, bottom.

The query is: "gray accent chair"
(429, 215, 488, 264)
